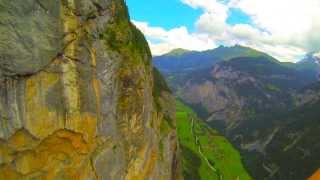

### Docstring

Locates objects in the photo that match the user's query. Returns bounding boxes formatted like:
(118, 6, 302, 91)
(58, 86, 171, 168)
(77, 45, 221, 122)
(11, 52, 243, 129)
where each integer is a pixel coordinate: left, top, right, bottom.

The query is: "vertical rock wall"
(0, 0, 181, 179)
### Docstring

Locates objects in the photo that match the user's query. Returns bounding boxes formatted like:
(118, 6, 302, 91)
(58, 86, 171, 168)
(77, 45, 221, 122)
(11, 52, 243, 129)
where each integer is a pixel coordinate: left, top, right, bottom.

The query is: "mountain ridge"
(154, 45, 287, 75)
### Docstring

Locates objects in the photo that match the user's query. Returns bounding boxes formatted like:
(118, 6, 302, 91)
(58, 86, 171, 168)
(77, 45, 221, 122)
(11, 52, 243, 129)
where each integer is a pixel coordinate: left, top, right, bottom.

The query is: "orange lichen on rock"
(0, 140, 14, 164)
(0, 165, 22, 180)
(0, 129, 98, 179)
(7, 129, 39, 151)
(90, 47, 102, 123)
(25, 70, 65, 139)
(125, 143, 159, 180)
(309, 169, 320, 180)
(64, 113, 98, 141)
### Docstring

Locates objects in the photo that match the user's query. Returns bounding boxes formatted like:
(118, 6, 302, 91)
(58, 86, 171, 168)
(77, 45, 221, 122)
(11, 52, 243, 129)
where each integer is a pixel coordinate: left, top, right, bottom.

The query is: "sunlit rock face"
(0, 0, 181, 179)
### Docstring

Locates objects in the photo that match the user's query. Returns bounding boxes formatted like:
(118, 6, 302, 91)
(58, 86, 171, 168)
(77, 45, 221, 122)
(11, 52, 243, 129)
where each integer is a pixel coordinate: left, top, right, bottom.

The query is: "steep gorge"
(0, 0, 180, 179)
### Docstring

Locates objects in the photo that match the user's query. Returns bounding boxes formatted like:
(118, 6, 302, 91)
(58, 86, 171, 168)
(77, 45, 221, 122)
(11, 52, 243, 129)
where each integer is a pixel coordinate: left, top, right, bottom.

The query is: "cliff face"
(0, 0, 180, 179)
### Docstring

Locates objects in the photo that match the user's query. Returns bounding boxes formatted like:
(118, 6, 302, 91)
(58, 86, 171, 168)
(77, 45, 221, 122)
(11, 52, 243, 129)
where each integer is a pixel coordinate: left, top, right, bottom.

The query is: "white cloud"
(231, 0, 320, 53)
(132, 20, 216, 56)
(181, 0, 229, 36)
(233, 0, 315, 34)
(230, 24, 262, 41)
(132, 0, 320, 61)
(181, 0, 228, 15)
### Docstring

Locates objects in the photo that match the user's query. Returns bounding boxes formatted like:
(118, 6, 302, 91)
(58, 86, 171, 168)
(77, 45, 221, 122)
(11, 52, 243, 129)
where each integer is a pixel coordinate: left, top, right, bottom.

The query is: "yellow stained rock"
(0, 165, 22, 180)
(7, 129, 39, 151)
(25, 70, 65, 139)
(0, 140, 14, 164)
(125, 143, 158, 180)
(0, 129, 98, 180)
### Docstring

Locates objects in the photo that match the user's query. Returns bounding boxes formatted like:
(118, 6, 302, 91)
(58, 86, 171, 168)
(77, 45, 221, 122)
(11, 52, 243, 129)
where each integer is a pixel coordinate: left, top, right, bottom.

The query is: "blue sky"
(126, 0, 202, 32)
(226, 8, 251, 25)
(126, 0, 320, 62)
(127, 0, 251, 31)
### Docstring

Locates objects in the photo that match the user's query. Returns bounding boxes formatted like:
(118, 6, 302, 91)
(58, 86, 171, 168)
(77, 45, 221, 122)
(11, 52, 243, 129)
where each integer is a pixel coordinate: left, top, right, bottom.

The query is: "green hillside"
(165, 48, 191, 57)
(176, 100, 251, 180)
(207, 45, 277, 62)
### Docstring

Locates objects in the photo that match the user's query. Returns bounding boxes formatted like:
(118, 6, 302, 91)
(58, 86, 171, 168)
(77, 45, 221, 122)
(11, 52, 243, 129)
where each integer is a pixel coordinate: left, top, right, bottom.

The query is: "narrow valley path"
(189, 115, 223, 180)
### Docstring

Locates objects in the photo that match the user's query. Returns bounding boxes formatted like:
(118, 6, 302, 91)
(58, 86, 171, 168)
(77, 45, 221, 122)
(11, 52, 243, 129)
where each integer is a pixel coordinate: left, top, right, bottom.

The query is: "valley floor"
(176, 100, 251, 180)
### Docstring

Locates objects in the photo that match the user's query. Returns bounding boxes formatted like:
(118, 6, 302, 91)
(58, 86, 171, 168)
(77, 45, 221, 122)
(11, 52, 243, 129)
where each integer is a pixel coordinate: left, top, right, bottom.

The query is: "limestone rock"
(0, 0, 180, 179)
(0, 0, 61, 76)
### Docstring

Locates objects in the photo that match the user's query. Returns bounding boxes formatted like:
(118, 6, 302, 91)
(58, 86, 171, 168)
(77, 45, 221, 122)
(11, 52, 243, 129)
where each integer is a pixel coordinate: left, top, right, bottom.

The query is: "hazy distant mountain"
(297, 53, 320, 77)
(164, 48, 192, 57)
(153, 45, 276, 74)
(299, 52, 320, 66)
(153, 45, 320, 179)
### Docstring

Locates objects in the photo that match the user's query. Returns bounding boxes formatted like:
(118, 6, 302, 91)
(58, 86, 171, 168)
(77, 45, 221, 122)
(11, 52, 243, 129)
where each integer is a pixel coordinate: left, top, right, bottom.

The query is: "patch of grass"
(265, 84, 281, 92)
(160, 117, 172, 135)
(181, 145, 202, 180)
(176, 100, 252, 180)
(102, 0, 151, 61)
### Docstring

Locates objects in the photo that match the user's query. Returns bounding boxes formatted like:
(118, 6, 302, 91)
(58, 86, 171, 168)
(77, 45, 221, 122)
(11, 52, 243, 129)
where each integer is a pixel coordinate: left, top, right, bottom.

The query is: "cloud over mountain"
(132, 0, 320, 62)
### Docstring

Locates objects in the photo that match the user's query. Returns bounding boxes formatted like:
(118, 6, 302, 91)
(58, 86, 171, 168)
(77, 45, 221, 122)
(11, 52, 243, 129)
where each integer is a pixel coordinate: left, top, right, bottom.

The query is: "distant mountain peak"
(165, 48, 191, 57)
(313, 52, 320, 63)
(214, 44, 247, 50)
(153, 45, 280, 74)
(314, 52, 320, 58)
(206, 45, 277, 62)
(299, 52, 320, 64)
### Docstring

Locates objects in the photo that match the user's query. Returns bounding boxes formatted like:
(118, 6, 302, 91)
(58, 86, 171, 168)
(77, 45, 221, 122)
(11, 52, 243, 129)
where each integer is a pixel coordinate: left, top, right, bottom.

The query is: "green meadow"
(176, 100, 251, 180)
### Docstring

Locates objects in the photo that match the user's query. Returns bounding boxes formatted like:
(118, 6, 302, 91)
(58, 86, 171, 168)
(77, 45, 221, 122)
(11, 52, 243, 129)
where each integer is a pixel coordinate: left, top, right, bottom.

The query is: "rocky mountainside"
(295, 53, 320, 73)
(283, 52, 320, 80)
(0, 0, 181, 179)
(154, 46, 320, 179)
(179, 57, 316, 125)
(230, 82, 320, 179)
